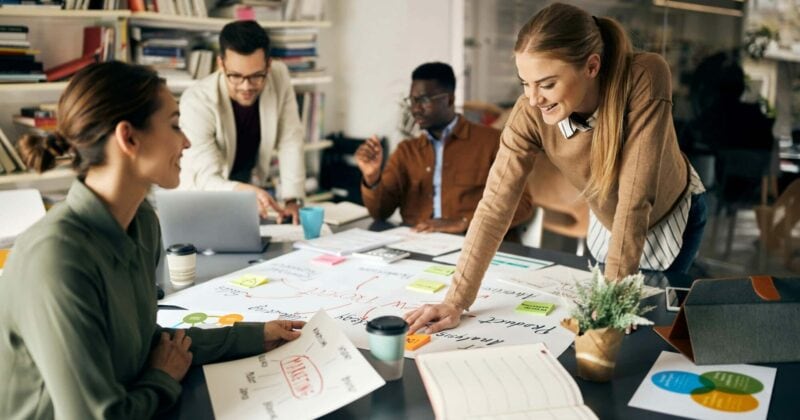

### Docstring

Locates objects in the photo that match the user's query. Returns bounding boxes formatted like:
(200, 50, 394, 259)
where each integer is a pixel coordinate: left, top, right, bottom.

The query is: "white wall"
(318, 0, 464, 148)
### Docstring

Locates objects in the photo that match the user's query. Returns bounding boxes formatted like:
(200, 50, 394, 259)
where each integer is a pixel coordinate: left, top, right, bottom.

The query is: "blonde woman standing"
(407, 2, 706, 334)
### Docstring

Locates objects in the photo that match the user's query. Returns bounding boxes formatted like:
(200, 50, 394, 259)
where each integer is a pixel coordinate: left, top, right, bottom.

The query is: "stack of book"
(210, 0, 283, 20)
(270, 28, 324, 79)
(129, 0, 208, 17)
(0, 0, 63, 9)
(13, 104, 57, 133)
(62, 0, 120, 9)
(0, 25, 46, 83)
(132, 27, 189, 73)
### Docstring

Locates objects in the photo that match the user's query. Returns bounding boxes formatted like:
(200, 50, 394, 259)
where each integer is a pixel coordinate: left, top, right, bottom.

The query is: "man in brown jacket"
(355, 62, 534, 233)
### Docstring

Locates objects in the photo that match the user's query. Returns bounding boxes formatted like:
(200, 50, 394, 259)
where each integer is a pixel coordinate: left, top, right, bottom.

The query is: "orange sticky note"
(405, 334, 431, 351)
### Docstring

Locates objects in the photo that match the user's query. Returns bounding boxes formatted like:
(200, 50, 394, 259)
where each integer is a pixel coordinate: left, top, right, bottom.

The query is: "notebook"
(416, 343, 598, 419)
(154, 190, 268, 253)
(317, 201, 370, 225)
(293, 228, 402, 256)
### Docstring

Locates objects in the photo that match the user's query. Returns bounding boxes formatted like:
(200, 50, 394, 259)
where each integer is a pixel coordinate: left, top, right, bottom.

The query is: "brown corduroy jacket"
(446, 53, 690, 310)
(361, 116, 534, 231)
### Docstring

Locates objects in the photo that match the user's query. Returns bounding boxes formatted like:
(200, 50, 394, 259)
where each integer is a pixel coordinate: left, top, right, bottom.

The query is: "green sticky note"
(230, 274, 269, 288)
(515, 300, 555, 316)
(424, 265, 456, 276)
(407, 279, 447, 294)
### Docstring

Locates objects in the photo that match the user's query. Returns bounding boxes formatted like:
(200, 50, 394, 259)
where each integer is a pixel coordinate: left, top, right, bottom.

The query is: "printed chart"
(157, 309, 278, 329)
(162, 250, 576, 358)
(203, 311, 385, 420)
(628, 351, 776, 420)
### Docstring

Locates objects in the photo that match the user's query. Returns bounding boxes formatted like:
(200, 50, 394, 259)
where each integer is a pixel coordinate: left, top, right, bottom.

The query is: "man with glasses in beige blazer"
(179, 21, 304, 222)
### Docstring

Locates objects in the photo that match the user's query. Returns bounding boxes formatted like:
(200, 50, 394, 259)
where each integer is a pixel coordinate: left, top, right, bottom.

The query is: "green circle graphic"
(183, 312, 208, 324)
(700, 371, 764, 395)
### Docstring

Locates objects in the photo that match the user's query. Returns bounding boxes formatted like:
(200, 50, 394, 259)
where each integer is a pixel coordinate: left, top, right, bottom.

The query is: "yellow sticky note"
(407, 279, 446, 293)
(405, 334, 431, 351)
(229, 274, 269, 288)
(0, 249, 9, 269)
(515, 300, 555, 316)
(424, 265, 456, 276)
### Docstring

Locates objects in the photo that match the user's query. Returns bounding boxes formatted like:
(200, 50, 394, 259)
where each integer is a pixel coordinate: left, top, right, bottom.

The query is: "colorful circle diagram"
(179, 312, 244, 328)
(651, 370, 763, 412)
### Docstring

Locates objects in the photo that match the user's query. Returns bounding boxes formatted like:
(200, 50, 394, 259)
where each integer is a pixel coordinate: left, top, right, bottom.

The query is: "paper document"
(628, 351, 776, 420)
(434, 250, 552, 270)
(293, 228, 402, 255)
(383, 227, 464, 256)
(0, 189, 46, 248)
(416, 342, 597, 419)
(317, 201, 370, 225)
(203, 310, 385, 420)
(157, 309, 278, 329)
(161, 250, 576, 358)
(495, 264, 661, 306)
(260, 223, 333, 243)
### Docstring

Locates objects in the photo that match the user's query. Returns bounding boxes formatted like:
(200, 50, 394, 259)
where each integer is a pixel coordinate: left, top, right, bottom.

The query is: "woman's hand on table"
(404, 302, 463, 334)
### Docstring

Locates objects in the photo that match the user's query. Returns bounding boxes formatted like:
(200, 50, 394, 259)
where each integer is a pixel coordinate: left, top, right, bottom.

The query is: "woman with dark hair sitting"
(0, 61, 304, 419)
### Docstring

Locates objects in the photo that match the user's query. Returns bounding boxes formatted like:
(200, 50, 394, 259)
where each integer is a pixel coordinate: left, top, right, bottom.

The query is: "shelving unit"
(0, 8, 332, 199)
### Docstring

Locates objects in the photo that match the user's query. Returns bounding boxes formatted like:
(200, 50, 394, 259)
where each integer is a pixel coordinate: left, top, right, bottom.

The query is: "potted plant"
(561, 265, 655, 382)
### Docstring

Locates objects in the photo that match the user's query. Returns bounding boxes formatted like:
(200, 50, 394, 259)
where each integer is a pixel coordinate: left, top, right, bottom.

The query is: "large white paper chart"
(157, 309, 278, 329)
(493, 264, 661, 307)
(203, 311, 385, 420)
(628, 351, 776, 420)
(162, 250, 576, 358)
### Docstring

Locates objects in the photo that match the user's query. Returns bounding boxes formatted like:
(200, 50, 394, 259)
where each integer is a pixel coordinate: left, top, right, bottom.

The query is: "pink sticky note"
(312, 254, 346, 266)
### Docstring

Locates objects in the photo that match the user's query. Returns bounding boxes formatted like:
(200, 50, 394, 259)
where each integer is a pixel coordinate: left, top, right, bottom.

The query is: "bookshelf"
(0, 7, 332, 198)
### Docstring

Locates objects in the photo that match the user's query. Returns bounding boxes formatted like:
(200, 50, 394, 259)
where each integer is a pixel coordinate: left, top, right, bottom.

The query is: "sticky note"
(405, 334, 431, 351)
(312, 254, 346, 266)
(424, 265, 456, 276)
(407, 279, 446, 293)
(515, 300, 555, 316)
(229, 274, 269, 288)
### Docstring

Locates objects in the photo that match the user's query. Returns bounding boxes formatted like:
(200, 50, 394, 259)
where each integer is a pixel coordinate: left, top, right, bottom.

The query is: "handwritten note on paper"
(203, 311, 385, 420)
(383, 227, 465, 256)
(161, 250, 576, 358)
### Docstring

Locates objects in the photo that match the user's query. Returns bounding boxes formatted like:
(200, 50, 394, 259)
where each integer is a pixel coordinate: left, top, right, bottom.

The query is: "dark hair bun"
(17, 132, 71, 173)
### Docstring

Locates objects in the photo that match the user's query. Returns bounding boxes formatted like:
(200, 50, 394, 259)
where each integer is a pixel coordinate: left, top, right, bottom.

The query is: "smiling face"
(133, 87, 190, 189)
(219, 49, 270, 106)
(515, 52, 601, 125)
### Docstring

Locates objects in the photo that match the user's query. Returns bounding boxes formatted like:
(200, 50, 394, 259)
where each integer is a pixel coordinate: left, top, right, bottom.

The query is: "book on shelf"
(13, 115, 57, 129)
(0, 127, 26, 173)
(20, 105, 55, 119)
(0, 25, 28, 41)
(82, 26, 116, 62)
(270, 46, 316, 57)
(44, 54, 97, 82)
(211, 3, 283, 20)
(416, 343, 598, 419)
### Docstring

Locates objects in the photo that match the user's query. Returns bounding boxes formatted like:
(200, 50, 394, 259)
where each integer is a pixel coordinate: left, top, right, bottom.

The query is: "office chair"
(319, 132, 388, 205)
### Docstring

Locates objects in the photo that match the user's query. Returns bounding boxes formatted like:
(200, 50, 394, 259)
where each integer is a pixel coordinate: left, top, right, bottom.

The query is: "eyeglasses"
(224, 70, 268, 86)
(403, 92, 449, 107)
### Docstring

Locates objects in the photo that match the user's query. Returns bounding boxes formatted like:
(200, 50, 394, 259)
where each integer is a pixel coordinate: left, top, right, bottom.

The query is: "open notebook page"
(416, 343, 596, 419)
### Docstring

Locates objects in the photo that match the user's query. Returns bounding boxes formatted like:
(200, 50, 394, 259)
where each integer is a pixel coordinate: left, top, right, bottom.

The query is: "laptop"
(154, 190, 269, 253)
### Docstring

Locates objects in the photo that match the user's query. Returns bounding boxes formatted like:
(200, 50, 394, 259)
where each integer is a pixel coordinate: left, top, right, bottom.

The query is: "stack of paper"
(317, 201, 370, 225)
(293, 228, 402, 256)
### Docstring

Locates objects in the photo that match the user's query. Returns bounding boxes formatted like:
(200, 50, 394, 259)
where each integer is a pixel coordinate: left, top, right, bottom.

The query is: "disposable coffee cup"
(366, 316, 408, 381)
(166, 243, 197, 289)
(299, 207, 325, 239)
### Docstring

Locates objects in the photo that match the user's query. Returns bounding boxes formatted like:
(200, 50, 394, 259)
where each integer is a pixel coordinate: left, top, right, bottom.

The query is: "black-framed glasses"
(403, 92, 449, 107)
(224, 69, 268, 85)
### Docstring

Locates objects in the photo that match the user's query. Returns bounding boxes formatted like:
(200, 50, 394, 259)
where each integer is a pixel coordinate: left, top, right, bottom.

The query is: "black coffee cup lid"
(166, 243, 197, 256)
(366, 316, 408, 335)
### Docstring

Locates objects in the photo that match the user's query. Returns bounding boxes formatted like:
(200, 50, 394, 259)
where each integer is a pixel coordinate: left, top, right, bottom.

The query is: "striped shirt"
(558, 113, 705, 270)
